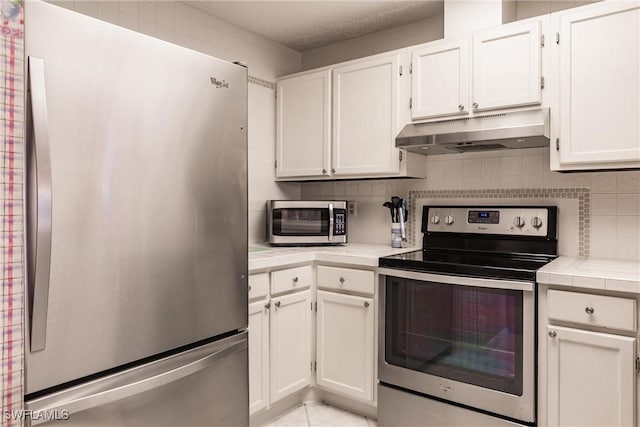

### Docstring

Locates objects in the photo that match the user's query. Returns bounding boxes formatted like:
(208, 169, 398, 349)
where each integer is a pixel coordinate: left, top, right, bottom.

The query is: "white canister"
(391, 223, 402, 248)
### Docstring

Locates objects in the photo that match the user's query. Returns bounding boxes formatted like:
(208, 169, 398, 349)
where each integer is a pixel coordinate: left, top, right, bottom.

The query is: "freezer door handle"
(27, 56, 53, 353)
(27, 336, 247, 425)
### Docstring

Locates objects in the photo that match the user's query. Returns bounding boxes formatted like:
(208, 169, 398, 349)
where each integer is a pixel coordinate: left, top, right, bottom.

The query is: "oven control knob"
(444, 215, 454, 225)
(513, 216, 525, 228)
(531, 216, 543, 229)
(430, 215, 441, 224)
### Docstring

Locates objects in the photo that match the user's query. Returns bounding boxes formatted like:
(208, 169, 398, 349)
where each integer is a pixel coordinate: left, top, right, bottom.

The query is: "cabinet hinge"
(409, 63, 413, 74)
(310, 361, 313, 371)
(541, 76, 545, 89)
(310, 302, 313, 311)
(399, 151, 403, 161)
(314, 361, 317, 372)
(274, 160, 277, 169)
(555, 138, 560, 151)
(541, 34, 545, 47)
(399, 65, 403, 76)
(409, 97, 412, 109)
(556, 32, 560, 44)
(314, 302, 317, 311)
(636, 357, 640, 373)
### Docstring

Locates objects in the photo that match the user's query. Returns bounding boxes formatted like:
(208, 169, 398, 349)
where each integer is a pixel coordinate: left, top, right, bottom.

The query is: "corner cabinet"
(550, 1, 640, 170)
(411, 18, 545, 121)
(275, 52, 424, 181)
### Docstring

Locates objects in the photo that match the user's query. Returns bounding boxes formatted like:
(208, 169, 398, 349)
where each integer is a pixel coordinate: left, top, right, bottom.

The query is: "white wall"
(302, 149, 640, 261)
(47, 0, 303, 244)
(301, 14, 444, 71)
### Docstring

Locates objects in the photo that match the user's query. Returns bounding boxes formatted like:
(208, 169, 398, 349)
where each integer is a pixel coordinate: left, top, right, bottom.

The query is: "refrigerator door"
(25, 1, 248, 393)
(25, 333, 249, 426)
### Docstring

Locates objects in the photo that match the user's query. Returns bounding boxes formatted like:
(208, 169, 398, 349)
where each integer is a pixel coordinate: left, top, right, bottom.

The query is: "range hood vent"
(396, 108, 550, 155)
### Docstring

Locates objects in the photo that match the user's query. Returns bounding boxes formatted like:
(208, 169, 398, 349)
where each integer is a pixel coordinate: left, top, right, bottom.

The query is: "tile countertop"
(248, 243, 419, 273)
(537, 257, 640, 294)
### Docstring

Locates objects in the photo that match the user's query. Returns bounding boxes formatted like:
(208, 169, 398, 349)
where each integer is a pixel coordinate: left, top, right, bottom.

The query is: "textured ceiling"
(185, 1, 444, 52)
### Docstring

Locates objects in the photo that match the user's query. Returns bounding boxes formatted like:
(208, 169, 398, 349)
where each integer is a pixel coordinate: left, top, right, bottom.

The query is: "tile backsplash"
(302, 148, 640, 260)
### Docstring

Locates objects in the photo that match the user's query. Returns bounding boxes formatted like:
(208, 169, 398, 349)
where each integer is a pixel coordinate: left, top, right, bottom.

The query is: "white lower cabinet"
(315, 290, 374, 402)
(270, 290, 313, 402)
(546, 326, 636, 426)
(248, 299, 269, 415)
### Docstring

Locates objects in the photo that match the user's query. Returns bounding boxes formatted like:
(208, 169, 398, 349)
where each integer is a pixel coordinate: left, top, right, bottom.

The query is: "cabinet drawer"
(317, 266, 374, 295)
(249, 273, 269, 300)
(547, 290, 637, 332)
(271, 265, 312, 295)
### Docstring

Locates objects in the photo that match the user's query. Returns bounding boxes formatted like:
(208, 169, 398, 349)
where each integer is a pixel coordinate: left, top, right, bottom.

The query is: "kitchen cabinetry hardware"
(409, 63, 412, 74)
(265, 302, 270, 309)
(399, 151, 402, 161)
(331, 168, 336, 174)
(458, 104, 464, 111)
(314, 361, 317, 371)
(339, 277, 345, 283)
(292, 276, 299, 283)
(248, 285, 251, 292)
(548, 330, 557, 338)
(541, 76, 545, 89)
(275, 301, 281, 308)
(556, 32, 560, 44)
(322, 168, 327, 174)
(399, 65, 403, 76)
(636, 357, 640, 373)
(585, 306, 595, 315)
(274, 160, 277, 169)
(364, 301, 370, 308)
(409, 97, 412, 109)
(556, 138, 559, 151)
(541, 34, 545, 47)
(472, 102, 479, 109)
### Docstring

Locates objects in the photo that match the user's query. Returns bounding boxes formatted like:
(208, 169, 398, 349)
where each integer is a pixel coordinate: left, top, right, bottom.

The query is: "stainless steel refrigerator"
(24, 1, 248, 425)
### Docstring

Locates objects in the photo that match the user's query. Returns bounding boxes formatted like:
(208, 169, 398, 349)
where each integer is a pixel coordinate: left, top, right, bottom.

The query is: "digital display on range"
(468, 210, 500, 224)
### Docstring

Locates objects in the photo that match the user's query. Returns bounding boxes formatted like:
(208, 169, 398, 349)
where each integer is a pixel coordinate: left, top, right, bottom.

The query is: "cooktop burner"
(379, 249, 556, 281)
(379, 205, 558, 282)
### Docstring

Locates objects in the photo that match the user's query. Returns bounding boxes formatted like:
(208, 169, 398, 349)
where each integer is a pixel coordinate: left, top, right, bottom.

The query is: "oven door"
(378, 268, 535, 423)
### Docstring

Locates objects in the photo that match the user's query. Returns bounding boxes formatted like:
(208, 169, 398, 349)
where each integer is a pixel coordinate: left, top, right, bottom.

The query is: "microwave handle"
(328, 203, 334, 241)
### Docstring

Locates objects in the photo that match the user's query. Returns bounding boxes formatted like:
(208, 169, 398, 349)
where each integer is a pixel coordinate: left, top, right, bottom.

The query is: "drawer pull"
(339, 277, 345, 284)
(585, 306, 595, 315)
(275, 301, 281, 308)
(548, 330, 557, 338)
(292, 277, 299, 283)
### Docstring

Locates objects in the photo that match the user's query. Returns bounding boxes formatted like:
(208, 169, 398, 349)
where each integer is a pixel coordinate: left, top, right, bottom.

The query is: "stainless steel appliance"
(268, 200, 347, 246)
(378, 206, 558, 426)
(396, 108, 550, 155)
(24, 2, 248, 425)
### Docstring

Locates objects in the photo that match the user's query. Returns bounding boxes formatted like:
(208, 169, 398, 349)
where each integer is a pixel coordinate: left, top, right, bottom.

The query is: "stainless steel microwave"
(267, 200, 347, 246)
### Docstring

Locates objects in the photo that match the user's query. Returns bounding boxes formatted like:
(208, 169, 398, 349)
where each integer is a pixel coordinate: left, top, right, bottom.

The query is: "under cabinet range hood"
(396, 108, 550, 155)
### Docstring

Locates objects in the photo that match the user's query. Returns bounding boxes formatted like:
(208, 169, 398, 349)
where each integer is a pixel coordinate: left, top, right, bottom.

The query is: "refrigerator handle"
(27, 338, 247, 425)
(27, 57, 53, 352)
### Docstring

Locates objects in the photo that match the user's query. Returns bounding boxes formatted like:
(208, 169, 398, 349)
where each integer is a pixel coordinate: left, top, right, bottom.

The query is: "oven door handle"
(377, 268, 534, 292)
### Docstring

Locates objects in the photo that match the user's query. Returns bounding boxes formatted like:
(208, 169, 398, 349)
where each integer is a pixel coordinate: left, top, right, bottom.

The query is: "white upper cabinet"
(472, 21, 542, 112)
(410, 18, 546, 121)
(276, 70, 331, 178)
(411, 39, 470, 120)
(332, 53, 402, 176)
(551, 1, 640, 170)
(275, 52, 424, 181)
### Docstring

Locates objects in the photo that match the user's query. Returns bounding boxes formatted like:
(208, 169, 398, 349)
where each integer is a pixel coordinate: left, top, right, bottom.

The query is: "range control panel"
(425, 206, 554, 237)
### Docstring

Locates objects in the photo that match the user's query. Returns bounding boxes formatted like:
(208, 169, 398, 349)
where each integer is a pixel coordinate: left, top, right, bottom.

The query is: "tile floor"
(262, 402, 377, 427)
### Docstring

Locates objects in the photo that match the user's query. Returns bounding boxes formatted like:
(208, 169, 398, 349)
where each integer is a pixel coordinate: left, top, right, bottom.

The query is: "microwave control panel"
(334, 210, 347, 235)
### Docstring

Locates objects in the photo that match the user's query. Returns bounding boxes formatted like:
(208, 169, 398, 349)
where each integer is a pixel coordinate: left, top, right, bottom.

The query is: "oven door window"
(272, 208, 328, 236)
(385, 277, 523, 395)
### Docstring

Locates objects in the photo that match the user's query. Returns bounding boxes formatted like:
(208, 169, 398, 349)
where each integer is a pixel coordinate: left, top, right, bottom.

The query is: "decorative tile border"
(248, 75, 275, 90)
(1, 0, 24, 425)
(407, 188, 591, 257)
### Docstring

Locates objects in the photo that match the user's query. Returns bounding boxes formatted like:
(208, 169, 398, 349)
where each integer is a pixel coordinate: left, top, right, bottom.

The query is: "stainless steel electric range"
(377, 205, 558, 427)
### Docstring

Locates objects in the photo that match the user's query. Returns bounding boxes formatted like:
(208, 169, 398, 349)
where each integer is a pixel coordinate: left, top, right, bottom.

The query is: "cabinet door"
(276, 70, 331, 178)
(546, 326, 636, 427)
(316, 291, 374, 402)
(553, 2, 640, 168)
(472, 21, 542, 112)
(248, 300, 269, 414)
(332, 54, 401, 176)
(270, 290, 312, 403)
(411, 39, 470, 119)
